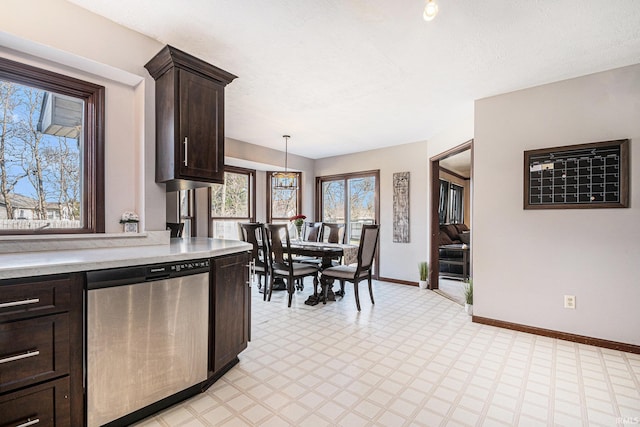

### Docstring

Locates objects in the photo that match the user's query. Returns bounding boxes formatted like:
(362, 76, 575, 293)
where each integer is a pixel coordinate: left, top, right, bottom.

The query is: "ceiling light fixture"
(423, 0, 439, 21)
(272, 135, 298, 190)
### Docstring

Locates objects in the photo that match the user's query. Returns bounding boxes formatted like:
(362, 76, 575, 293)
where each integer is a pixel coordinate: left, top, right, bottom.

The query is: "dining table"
(289, 241, 358, 268)
(288, 241, 359, 305)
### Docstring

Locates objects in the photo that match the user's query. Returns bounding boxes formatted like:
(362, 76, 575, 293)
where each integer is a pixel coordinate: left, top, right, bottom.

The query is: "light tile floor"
(135, 279, 640, 426)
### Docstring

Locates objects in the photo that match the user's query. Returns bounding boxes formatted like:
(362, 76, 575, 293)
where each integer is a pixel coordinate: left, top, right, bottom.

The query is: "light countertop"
(0, 238, 252, 280)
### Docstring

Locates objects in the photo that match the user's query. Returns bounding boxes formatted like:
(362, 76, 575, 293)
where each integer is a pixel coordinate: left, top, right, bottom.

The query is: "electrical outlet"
(564, 295, 576, 309)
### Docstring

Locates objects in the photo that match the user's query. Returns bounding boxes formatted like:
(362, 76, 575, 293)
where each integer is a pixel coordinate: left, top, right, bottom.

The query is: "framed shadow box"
(524, 139, 629, 209)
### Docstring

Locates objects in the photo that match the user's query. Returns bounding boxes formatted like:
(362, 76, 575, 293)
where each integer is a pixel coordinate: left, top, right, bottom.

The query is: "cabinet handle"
(16, 419, 40, 427)
(183, 136, 188, 166)
(246, 260, 255, 285)
(0, 298, 40, 309)
(0, 350, 40, 364)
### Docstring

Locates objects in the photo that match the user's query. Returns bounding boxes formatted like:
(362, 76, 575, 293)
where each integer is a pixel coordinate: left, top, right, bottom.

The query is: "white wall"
(1, 0, 165, 232)
(474, 64, 640, 346)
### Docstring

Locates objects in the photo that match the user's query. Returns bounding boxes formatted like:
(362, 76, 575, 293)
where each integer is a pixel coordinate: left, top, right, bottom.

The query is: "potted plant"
(418, 261, 429, 289)
(464, 279, 473, 315)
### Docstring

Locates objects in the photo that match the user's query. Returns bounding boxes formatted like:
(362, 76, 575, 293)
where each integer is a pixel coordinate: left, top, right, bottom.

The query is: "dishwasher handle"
(145, 265, 171, 281)
(87, 266, 146, 289)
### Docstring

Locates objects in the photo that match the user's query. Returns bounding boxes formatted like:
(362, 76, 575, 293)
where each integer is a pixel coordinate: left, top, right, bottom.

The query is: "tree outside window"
(0, 57, 104, 234)
(210, 167, 255, 239)
(317, 171, 378, 245)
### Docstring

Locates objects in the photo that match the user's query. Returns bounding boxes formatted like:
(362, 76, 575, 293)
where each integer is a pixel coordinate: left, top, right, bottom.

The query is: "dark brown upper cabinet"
(145, 45, 237, 190)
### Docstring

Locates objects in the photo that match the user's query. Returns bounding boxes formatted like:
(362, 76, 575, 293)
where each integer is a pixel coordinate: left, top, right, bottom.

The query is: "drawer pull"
(0, 298, 40, 309)
(16, 419, 40, 427)
(183, 136, 188, 166)
(0, 350, 40, 364)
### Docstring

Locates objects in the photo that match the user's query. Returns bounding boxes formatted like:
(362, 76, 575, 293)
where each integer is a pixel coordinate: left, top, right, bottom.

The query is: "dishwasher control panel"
(148, 259, 210, 279)
(170, 259, 210, 274)
(88, 259, 211, 289)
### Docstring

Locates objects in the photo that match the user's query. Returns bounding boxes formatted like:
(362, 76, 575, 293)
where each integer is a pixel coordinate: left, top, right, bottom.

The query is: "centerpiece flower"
(289, 214, 306, 240)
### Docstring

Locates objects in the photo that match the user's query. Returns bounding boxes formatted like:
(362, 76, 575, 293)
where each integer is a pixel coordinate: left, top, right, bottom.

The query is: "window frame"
(438, 178, 465, 225)
(266, 171, 302, 222)
(208, 165, 256, 237)
(438, 179, 450, 224)
(315, 170, 380, 276)
(0, 56, 105, 234)
(177, 189, 196, 238)
(448, 183, 464, 224)
(315, 170, 380, 228)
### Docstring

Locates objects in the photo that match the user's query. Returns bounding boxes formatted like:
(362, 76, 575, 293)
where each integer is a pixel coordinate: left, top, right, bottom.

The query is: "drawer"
(0, 275, 74, 321)
(0, 376, 70, 427)
(0, 313, 69, 393)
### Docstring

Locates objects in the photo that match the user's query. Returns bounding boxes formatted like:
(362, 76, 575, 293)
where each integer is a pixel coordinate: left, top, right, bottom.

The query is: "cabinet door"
(0, 375, 70, 427)
(211, 252, 250, 374)
(0, 314, 69, 394)
(0, 275, 71, 322)
(179, 70, 225, 182)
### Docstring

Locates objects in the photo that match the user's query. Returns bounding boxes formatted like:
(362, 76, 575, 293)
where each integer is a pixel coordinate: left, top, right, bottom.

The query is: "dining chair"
(321, 222, 347, 244)
(302, 221, 323, 242)
(319, 222, 347, 266)
(237, 221, 245, 240)
(166, 222, 184, 238)
(319, 224, 380, 311)
(265, 223, 319, 307)
(239, 222, 269, 292)
(293, 221, 324, 269)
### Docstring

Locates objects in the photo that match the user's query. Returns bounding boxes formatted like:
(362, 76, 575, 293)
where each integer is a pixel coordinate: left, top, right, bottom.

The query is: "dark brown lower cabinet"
(0, 376, 70, 427)
(0, 313, 69, 394)
(210, 252, 250, 375)
(0, 273, 83, 427)
(1, 251, 251, 426)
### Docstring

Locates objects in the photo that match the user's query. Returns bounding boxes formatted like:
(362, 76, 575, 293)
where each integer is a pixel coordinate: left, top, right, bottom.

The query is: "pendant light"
(272, 135, 298, 190)
(423, 0, 439, 21)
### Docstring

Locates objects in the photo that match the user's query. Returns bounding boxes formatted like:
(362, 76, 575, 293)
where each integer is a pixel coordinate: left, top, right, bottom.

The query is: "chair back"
(302, 222, 322, 242)
(265, 223, 292, 272)
(322, 222, 346, 244)
(166, 222, 184, 238)
(356, 224, 380, 272)
(240, 223, 267, 269)
(237, 222, 246, 241)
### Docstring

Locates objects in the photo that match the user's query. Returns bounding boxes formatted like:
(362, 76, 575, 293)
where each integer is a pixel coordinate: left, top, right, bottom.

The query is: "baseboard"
(473, 316, 640, 355)
(377, 276, 416, 286)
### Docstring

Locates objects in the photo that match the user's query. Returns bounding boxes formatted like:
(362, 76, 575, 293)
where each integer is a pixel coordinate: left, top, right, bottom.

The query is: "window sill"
(0, 231, 170, 254)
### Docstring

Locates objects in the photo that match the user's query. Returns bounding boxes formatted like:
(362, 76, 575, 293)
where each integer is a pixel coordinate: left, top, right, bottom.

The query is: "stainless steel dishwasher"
(86, 259, 210, 427)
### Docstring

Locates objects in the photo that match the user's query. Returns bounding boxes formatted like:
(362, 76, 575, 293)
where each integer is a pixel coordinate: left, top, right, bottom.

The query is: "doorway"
(429, 140, 473, 290)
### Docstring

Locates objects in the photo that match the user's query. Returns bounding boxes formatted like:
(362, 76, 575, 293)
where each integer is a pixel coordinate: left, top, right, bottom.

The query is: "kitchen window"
(0, 57, 104, 234)
(209, 166, 255, 239)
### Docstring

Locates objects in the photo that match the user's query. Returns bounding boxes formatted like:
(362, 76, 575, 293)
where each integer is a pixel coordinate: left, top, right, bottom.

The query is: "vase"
(295, 224, 302, 241)
(418, 280, 428, 289)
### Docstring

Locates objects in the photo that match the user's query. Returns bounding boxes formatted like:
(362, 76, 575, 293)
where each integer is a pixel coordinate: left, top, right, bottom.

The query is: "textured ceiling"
(67, 0, 640, 159)
(440, 150, 471, 178)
